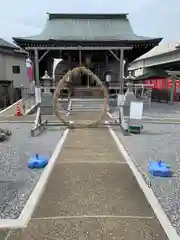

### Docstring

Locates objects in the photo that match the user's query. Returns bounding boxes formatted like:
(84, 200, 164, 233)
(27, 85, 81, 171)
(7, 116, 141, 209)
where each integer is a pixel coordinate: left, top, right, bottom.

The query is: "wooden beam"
(109, 49, 120, 62)
(25, 46, 133, 51)
(38, 50, 50, 63)
(119, 48, 124, 92)
(79, 49, 82, 65)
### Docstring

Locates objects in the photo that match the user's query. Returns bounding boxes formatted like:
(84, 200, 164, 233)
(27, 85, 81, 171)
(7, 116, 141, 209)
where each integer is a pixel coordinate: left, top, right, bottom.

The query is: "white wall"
(0, 53, 28, 88)
(0, 54, 6, 80)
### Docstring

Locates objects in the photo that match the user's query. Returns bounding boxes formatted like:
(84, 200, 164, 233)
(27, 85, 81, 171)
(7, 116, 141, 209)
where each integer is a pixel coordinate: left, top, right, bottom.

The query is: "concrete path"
(5, 126, 168, 239)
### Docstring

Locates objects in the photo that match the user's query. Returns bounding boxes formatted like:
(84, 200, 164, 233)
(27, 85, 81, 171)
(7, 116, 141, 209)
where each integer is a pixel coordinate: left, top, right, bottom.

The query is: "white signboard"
(35, 87, 41, 104)
(130, 101, 143, 120)
(52, 58, 63, 79)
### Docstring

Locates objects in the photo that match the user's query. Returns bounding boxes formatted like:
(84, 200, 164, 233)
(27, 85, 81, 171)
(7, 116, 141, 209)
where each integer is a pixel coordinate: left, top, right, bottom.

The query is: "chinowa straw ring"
(52, 66, 109, 129)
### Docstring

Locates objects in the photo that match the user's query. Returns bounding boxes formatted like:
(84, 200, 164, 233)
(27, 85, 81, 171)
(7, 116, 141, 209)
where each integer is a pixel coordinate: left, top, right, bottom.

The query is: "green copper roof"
(13, 13, 162, 42)
(135, 68, 168, 81)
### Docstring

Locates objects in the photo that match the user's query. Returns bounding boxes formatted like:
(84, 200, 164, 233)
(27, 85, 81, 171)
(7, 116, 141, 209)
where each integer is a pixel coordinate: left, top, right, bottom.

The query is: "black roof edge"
(49, 38, 163, 44)
(46, 12, 129, 20)
(13, 37, 163, 45)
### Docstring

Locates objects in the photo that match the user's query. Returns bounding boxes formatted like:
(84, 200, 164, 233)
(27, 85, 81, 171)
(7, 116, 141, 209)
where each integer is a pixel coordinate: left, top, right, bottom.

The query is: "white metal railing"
(31, 107, 47, 137)
(34, 107, 41, 126)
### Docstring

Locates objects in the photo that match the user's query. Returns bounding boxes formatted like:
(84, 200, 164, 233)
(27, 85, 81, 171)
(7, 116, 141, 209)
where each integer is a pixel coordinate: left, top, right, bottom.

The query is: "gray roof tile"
(0, 38, 18, 49)
(13, 13, 161, 42)
(133, 41, 180, 62)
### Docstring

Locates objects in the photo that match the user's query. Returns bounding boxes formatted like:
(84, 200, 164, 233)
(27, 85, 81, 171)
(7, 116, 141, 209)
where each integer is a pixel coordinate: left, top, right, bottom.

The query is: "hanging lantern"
(106, 73, 111, 82)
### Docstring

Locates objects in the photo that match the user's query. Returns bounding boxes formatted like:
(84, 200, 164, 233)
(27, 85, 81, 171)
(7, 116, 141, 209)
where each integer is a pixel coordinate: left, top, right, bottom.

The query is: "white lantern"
(106, 74, 111, 82)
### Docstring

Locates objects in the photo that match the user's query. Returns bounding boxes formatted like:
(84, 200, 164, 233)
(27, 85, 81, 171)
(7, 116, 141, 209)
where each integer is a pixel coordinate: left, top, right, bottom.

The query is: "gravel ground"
(143, 102, 180, 118)
(110, 102, 180, 119)
(113, 123, 180, 235)
(0, 123, 65, 219)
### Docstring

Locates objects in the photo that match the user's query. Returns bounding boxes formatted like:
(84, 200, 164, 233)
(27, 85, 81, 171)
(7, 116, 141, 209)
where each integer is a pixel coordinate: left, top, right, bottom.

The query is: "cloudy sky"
(0, 0, 180, 44)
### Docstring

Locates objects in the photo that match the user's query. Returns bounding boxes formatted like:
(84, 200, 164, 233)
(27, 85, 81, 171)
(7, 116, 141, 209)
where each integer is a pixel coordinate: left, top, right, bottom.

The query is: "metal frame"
(30, 106, 76, 136)
(31, 107, 47, 137)
(30, 105, 121, 135)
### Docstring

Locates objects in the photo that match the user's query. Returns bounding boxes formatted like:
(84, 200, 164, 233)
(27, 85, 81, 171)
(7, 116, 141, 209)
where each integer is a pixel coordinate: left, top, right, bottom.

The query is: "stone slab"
(66, 112, 111, 121)
(33, 164, 153, 218)
(59, 147, 123, 162)
(8, 217, 168, 240)
(58, 128, 125, 162)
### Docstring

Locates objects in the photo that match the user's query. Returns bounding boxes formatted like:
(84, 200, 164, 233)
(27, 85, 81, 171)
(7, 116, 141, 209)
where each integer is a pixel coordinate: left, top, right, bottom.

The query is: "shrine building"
(13, 13, 162, 97)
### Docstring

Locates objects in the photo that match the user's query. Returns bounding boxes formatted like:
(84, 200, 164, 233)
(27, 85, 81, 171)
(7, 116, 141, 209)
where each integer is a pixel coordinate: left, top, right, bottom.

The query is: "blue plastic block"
(148, 160, 172, 177)
(28, 154, 49, 169)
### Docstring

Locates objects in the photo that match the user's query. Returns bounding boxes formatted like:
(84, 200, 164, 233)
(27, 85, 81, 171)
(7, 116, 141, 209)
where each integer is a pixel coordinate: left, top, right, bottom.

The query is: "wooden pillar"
(68, 54, 71, 69)
(119, 49, 124, 92)
(123, 59, 128, 77)
(34, 49, 40, 86)
(105, 54, 108, 66)
(79, 50, 82, 66)
(170, 75, 176, 103)
(9, 81, 14, 104)
(47, 58, 53, 87)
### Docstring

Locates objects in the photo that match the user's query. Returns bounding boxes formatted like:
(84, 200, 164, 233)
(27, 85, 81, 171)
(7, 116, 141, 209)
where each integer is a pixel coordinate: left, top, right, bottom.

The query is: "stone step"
(71, 108, 103, 112)
(58, 98, 106, 112)
(66, 112, 110, 122)
(72, 103, 104, 107)
(71, 106, 104, 111)
(72, 103, 104, 109)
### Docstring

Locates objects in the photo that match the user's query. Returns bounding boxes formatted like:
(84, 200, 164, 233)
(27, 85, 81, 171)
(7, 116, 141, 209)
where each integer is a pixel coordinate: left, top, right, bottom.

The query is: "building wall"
(0, 54, 6, 80)
(0, 53, 28, 88)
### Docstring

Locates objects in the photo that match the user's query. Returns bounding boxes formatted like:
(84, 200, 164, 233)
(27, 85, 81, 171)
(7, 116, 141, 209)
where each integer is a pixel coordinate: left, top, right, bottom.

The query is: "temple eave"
(13, 37, 162, 48)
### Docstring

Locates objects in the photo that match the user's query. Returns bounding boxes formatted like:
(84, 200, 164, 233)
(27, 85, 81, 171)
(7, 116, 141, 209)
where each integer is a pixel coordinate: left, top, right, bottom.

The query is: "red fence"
(144, 78, 180, 89)
(144, 78, 180, 101)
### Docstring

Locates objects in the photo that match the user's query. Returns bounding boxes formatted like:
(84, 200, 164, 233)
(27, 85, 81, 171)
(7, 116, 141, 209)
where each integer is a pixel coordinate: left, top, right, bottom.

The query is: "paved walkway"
(5, 126, 168, 239)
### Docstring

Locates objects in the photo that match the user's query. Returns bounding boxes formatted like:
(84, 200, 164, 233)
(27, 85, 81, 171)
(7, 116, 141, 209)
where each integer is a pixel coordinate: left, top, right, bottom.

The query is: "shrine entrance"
(80, 73, 91, 87)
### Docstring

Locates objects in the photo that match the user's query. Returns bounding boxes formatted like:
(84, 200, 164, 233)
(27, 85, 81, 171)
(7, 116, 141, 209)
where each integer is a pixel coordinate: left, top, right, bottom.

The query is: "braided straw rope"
(52, 66, 109, 129)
